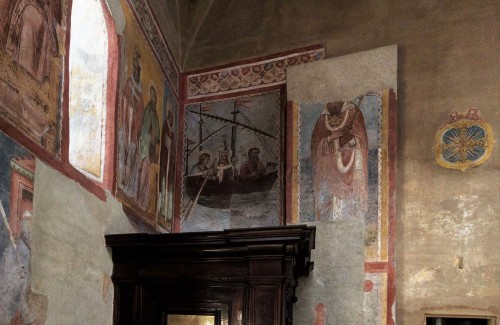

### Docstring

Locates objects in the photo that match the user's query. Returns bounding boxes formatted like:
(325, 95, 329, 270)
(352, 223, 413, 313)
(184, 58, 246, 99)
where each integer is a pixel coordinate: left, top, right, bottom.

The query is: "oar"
(185, 158, 219, 220)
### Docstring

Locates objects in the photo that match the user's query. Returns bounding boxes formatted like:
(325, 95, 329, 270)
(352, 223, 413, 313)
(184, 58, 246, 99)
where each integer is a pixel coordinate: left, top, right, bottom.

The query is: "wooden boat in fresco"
(184, 102, 278, 209)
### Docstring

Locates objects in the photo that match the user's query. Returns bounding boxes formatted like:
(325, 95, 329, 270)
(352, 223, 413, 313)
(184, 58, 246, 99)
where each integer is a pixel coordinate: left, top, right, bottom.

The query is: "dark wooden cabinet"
(106, 225, 315, 325)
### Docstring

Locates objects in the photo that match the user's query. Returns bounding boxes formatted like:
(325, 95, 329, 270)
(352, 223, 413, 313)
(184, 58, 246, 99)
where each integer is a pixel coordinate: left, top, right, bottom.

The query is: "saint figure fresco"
(310, 98, 368, 221)
(118, 47, 144, 191)
(136, 86, 160, 209)
(158, 96, 177, 226)
(115, 0, 175, 227)
(122, 84, 160, 211)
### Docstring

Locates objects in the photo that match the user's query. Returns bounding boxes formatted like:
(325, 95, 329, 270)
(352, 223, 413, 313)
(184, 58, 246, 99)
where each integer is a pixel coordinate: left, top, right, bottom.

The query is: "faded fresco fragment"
(0, 131, 47, 324)
(115, 0, 170, 226)
(312, 303, 327, 325)
(181, 91, 282, 231)
(0, 0, 65, 155)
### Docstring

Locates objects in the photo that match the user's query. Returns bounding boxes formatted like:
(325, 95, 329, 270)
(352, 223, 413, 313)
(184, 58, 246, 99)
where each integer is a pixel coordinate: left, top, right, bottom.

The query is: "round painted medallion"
(434, 109, 494, 171)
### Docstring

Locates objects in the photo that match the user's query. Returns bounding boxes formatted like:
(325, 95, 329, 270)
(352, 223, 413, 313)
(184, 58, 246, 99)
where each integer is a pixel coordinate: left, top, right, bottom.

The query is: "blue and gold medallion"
(434, 109, 494, 171)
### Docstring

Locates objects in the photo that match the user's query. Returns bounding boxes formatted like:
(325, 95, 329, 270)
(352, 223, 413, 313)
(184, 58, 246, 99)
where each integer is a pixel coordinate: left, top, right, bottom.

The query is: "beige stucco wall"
(31, 160, 138, 324)
(179, 0, 500, 323)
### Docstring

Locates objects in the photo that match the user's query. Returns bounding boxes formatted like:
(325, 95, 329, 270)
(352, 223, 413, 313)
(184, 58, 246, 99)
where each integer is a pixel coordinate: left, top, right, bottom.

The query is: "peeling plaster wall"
(179, 0, 500, 323)
(30, 160, 138, 324)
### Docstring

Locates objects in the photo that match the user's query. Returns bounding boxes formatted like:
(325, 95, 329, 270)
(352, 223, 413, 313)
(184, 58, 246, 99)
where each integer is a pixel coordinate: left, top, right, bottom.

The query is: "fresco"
(157, 80, 178, 232)
(115, 0, 174, 227)
(291, 90, 396, 324)
(0, 0, 65, 155)
(0, 131, 47, 324)
(127, 0, 179, 96)
(294, 91, 391, 258)
(287, 46, 397, 324)
(181, 91, 282, 231)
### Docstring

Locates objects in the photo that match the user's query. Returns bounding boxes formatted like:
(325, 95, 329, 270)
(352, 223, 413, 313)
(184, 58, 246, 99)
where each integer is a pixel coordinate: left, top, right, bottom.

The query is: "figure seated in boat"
(216, 143, 238, 183)
(190, 152, 215, 179)
(240, 147, 267, 181)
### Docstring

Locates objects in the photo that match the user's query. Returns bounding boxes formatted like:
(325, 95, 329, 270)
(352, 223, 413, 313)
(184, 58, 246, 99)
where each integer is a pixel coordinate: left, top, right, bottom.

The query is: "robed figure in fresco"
(239, 147, 266, 181)
(158, 105, 175, 223)
(0, 212, 34, 324)
(118, 48, 144, 191)
(134, 86, 160, 210)
(311, 99, 368, 221)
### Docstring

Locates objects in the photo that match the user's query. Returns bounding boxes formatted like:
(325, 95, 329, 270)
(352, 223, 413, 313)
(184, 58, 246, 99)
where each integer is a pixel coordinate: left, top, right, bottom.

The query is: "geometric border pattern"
(128, 0, 180, 96)
(186, 47, 325, 99)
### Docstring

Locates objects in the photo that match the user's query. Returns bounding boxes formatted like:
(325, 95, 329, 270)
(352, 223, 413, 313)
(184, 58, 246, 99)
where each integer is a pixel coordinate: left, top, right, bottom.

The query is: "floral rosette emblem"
(434, 109, 494, 171)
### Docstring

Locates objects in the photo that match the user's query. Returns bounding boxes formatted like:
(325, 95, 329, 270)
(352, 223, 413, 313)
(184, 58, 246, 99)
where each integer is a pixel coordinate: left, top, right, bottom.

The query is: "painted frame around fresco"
(288, 89, 396, 262)
(180, 88, 286, 232)
(175, 45, 326, 232)
(286, 45, 398, 325)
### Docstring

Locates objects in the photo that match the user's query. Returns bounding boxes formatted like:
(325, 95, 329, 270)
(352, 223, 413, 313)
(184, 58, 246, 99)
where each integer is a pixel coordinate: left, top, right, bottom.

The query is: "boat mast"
(184, 138, 190, 175)
(230, 100, 238, 161)
(198, 105, 203, 151)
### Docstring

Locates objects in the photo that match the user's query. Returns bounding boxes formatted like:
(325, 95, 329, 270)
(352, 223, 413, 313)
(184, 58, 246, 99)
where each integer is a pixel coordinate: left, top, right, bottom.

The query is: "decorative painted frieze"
(186, 47, 325, 99)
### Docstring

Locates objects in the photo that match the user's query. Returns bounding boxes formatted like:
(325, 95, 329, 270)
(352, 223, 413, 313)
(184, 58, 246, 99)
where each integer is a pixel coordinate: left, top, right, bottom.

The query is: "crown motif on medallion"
(449, 108, 482, 123)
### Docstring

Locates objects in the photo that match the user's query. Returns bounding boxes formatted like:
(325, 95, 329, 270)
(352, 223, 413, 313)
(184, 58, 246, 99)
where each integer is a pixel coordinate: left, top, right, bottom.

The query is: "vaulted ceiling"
(146, 0, 217, 71)
(146, 0, 495, 73)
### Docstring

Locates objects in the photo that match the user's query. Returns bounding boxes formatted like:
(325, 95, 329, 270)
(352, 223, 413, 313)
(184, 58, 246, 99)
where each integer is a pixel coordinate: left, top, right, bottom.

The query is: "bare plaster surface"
(295, 221, 365, 324)
(31, 160, 137, 324)
(106, 0, 126, 36)
(287, 45, 397, 102)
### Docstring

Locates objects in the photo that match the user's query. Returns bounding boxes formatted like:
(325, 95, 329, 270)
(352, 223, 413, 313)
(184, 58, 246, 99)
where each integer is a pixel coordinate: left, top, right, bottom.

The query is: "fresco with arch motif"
(0, 0, 66, 156)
